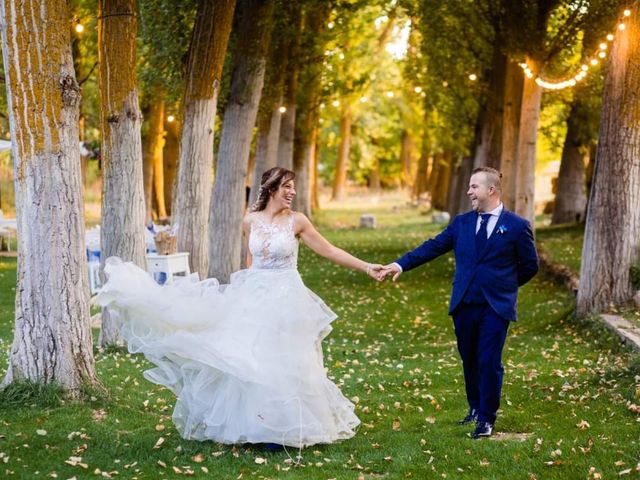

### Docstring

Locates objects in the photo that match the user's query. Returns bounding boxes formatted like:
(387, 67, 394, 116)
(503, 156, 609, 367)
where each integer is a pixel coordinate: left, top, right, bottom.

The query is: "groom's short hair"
(472, 166, 502, 194)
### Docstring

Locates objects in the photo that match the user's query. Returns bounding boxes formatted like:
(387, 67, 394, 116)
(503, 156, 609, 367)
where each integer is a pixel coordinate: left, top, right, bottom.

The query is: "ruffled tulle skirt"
(95, 258, 360, 447)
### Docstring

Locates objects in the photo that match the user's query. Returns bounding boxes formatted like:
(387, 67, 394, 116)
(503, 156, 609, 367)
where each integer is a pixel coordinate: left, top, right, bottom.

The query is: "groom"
(379, 166, 538, 438)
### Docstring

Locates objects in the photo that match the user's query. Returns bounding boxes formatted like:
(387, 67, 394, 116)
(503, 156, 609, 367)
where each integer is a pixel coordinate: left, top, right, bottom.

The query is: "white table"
(146, 252, 190, 284)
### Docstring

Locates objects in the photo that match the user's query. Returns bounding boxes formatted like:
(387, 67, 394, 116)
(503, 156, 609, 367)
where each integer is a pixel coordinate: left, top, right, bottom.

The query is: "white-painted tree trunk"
(208, 0, 274, 283)
(172, 0, 236, 279)
(577, 5, 640, 315)
(98, 0, 147, 347)
(173, 97, 217, 277)
(0, 0, 98, 392)
(500, 61, 523, 211)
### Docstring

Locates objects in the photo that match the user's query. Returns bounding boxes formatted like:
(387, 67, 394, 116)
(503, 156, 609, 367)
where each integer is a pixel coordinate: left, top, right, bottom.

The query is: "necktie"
(475, 213, 492, 255)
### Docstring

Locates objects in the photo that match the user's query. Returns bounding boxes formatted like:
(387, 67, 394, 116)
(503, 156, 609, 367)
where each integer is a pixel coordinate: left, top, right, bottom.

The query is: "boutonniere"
(497, 225, 508, 234)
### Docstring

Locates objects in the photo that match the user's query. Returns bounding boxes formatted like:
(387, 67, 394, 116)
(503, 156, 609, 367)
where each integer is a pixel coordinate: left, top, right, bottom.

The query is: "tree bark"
(276, 4, 303, 171)
(577, 5, 640, 315)
(208, 0, 274, 283)
(500, 61, 524, 210)
(311, 134, 320, 211)
(292, 1, 330, 217)
(514, 57, 543, 225)
(173, 0, 236, 278)
(472, 48, 507, 169)
(551, 102, 588, 224)
(0, 0, 98, 392)
(163, 118, 179, 216)
(98, 0, 147, 347)
(400, 129, 415, 188)
(250, 103, 282, 205)
(142, 94, 166, 222)
(331, 103, 352, 201)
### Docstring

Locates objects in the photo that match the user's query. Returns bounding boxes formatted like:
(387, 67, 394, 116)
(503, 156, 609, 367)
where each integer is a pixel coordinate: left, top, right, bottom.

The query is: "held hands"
(366, 263, 402, 282)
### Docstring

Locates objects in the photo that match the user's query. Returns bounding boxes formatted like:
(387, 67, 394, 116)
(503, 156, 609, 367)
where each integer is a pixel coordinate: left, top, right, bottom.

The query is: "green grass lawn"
(0, 202, 638, 479)
(535, 222, 585, 276)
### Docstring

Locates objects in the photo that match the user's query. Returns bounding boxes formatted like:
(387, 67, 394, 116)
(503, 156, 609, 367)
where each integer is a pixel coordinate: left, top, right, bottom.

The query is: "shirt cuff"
(392, 262, 403, 272)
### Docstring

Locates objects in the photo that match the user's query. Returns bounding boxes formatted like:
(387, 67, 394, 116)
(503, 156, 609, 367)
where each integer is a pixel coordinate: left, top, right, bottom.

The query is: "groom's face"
(467, 173, 494, 212)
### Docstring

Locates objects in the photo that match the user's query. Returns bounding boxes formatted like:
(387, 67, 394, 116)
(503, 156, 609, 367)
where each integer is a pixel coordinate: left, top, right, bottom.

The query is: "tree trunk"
(98, 0, 147, 347)
(400, 129, 415, 188)
(577, 5, 640, 315)
(250, 101, 282, 205)
(331, 103, 352, 201)
(142, 105, 154, 224)
(208, 0, 274, 283)
(455, 156, 474, 215)
(142, 95, 166, 222)
(163, 118, 179, 217)
(173, 0, 236, 278)
(500, 61, 524, 210)
(311, 134, 320, 211)
(276, 5, 303, 170)
(473, 48, 507, 169)
(551, 102, 588, 224)
(435, 151, 452, 210)
(514, 58, 543, 225)
(0, 0, 98, 392)
(369, 160, 381, 191)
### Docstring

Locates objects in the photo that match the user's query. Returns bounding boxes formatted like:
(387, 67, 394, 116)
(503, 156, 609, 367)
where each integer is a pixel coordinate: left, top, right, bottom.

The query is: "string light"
(75, 23, 84, 33)
(279, 106, 287, 113)
(386, 91, 394, 98)
(331, 100, 340, 107)
(468, 73, 477, 81)
(516, 4, 633, 91)
(414, 86, 422, 93)
(167, 115, 175, 123)
(359, 96, 368, 103)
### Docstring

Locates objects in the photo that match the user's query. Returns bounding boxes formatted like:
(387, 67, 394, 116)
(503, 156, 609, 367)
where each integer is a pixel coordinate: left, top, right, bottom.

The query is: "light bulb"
(279, 106, 287, 113)
(167, 115, 175, 123)
(332, 100, 340, 107)
(607, 34, 614, 41)
(598, 51, 606, 58)
(468, 73, 477, 81)
(623, 9, 631, 16)
(581, 65, 588, 71)
(359, 96, 368, 103)
(599, 42, 607, 50)
(75, 23, 84, 33)
(414, 86, 422, 93)
(618, 23, 626, 30)
(591, 59, 599, 66)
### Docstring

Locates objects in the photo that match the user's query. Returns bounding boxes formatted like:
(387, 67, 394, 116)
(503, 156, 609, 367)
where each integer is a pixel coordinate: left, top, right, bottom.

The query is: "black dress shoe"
(471, 421, 493, 439)
(458, 409, 478, 425)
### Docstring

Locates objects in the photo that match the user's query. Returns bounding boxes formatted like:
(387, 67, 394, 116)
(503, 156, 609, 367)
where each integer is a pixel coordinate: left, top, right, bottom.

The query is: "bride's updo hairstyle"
(250, 167, 296, 212)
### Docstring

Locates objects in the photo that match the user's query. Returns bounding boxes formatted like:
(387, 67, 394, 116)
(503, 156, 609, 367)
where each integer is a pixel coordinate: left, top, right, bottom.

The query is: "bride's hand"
(366, 263, 385, 282)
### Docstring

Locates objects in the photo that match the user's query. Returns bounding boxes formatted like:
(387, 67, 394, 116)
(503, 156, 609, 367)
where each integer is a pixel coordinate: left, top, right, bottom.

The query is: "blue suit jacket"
(395, 209, 539, 321)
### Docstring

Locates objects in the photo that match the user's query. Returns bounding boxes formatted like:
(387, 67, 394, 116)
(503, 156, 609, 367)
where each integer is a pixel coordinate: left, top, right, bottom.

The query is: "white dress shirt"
(476, 203, 503, 238)
(392, 203, 504, 273)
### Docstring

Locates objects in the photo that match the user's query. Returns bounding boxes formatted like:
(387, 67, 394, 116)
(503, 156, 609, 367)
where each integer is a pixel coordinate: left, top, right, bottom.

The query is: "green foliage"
(138, 0, 198, 106)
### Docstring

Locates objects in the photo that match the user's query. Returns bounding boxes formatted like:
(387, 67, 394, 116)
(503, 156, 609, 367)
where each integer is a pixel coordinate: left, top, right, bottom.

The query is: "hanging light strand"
(517, 6, 633, 91)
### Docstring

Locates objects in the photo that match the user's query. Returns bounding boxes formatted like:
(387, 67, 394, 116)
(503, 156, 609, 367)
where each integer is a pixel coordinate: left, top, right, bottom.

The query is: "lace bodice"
(249, 213, 299, 270)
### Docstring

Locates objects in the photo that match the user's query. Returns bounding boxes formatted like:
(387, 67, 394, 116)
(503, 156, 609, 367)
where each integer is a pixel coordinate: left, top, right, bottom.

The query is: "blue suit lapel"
(468, 213, 479, 259)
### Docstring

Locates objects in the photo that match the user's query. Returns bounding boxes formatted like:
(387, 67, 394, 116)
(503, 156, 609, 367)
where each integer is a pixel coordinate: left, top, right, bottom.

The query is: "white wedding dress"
(96, 213, 360, 447)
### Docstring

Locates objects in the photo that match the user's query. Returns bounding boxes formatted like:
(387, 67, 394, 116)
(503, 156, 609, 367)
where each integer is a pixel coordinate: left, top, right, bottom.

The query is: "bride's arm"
(242, 215, 253, 268)
(296, 213, 381, 278)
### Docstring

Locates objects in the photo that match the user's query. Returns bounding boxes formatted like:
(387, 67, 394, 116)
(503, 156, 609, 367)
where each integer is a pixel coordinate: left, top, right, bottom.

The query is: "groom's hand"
(380, 263, 402, 282)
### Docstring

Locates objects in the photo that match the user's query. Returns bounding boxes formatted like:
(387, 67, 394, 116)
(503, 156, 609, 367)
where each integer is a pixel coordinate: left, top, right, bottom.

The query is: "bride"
(96, 167, 383, 448)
